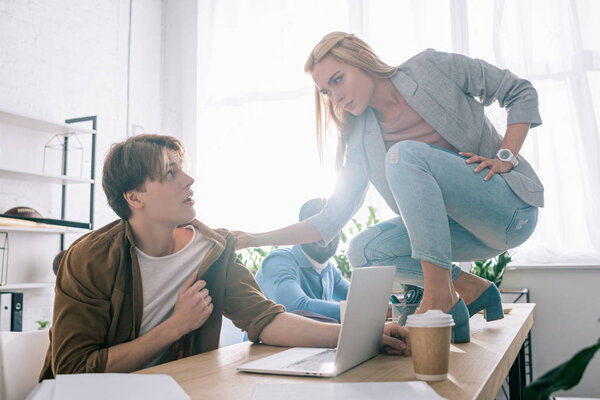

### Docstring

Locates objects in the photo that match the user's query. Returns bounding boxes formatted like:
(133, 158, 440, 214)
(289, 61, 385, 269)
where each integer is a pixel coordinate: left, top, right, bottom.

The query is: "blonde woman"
(235, 32, 543, 343)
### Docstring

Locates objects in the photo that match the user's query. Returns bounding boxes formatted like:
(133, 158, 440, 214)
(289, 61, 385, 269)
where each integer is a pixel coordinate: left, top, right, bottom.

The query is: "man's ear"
(123, 190, 144, 210)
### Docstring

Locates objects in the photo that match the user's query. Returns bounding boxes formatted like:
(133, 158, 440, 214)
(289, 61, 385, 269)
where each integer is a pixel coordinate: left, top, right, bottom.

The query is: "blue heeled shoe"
(466, 283, 504, 321)
(448, 299, 470, 343)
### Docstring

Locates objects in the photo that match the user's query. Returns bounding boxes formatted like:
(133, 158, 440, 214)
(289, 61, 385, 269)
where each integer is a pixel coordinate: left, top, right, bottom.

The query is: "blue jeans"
(347, 141, 538, 288)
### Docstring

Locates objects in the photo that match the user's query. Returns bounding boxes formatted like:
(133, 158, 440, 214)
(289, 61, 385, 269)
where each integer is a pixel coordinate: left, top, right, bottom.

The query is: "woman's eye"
(166, 170, 174, 177)
(333, 76, 342, 84)
(321, 89, 329, 96)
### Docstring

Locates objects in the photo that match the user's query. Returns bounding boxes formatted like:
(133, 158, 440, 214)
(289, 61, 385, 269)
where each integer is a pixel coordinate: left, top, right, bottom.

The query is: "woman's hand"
(459, 152, 513, 181)
(381, 322, 410, 356)
(233, 231, 259, 250)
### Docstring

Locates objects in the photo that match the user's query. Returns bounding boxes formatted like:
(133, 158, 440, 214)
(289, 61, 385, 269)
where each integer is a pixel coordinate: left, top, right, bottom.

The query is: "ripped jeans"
(347, 141, 538, 290)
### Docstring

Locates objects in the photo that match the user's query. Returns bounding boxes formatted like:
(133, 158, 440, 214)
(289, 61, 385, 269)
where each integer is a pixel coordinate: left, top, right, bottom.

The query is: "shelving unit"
(0, 282, 55, 290)
(0, 224, 90, 235)
(0, 168, 94, 185)
(0, 108, 97, 288)
(0, 110, 95, 135)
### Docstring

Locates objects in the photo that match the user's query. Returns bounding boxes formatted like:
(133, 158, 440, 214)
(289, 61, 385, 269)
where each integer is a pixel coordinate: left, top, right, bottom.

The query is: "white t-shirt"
(136, 226, 214, 366)
(299, 247, 329, 274)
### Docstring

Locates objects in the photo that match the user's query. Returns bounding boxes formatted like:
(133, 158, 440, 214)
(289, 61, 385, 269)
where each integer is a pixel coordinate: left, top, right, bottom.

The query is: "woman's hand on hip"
(459, 152, 513, 181)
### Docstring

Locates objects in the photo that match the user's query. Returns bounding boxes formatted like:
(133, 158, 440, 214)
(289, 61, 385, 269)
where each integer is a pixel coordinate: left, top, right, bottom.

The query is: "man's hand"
(459, 152, 513, 181)
(381, 322, 410, 356)
(169, 272, 213, 337)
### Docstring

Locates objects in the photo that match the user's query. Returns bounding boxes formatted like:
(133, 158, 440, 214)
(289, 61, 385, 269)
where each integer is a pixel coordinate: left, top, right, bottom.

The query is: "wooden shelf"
(0, 282, 54, 290)
(0, 108, 95, 135)
(0, 225, 90, 234)
(0, 215, 91, 233)
(0, 168, 94, 185)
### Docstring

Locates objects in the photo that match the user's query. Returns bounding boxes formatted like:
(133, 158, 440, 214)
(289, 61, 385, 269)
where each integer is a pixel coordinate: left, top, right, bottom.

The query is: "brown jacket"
(40, 219, 284, 380)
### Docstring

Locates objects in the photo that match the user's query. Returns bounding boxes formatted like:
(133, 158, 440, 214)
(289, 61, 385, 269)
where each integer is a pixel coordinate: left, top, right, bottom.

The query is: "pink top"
(378, 96, 458, 153)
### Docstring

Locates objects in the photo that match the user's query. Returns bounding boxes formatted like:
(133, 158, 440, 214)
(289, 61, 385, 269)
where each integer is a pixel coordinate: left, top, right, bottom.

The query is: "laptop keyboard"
(282, 349, 337, 373)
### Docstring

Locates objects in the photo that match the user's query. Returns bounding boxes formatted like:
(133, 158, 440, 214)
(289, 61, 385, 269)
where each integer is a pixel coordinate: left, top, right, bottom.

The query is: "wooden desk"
(139, 303, 535, 400)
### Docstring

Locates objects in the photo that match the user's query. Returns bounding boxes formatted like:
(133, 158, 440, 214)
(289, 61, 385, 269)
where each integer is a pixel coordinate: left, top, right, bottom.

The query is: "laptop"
(237, 265, 395, 377)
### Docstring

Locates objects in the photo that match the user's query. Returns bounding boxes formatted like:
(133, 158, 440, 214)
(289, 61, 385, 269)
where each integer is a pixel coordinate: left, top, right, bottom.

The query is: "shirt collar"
(299, 247, 329, 274)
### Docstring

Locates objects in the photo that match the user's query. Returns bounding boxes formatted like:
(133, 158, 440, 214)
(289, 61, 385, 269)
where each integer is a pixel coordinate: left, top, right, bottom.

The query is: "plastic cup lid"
(405, 309, 455, 327)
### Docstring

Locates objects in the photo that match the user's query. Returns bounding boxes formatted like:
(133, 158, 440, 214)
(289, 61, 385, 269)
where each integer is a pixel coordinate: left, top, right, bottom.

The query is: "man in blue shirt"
(255, 198, 349, 323)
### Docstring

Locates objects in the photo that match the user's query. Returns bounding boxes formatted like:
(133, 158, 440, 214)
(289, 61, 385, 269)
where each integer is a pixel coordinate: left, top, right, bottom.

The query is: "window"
(195, 0, 600, 265)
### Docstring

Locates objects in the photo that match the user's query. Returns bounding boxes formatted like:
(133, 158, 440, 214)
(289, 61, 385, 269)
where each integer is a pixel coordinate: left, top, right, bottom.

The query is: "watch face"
(499, 149, 511, 160)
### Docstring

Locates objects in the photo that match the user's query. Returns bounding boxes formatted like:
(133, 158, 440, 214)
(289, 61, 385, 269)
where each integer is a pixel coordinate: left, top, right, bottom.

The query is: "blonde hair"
(305, 32, 397, 168)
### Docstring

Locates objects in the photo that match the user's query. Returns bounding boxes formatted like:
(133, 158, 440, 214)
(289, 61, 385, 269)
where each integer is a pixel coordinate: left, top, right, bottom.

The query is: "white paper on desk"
(251, 382, 447, 400)
(25, 379, 56, 400)
(53, 374, 190, 400)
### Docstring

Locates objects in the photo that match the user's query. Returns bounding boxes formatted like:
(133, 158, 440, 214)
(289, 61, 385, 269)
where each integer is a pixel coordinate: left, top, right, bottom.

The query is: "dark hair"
(102, 134, 186, 219)
(298, 198, 326, 222)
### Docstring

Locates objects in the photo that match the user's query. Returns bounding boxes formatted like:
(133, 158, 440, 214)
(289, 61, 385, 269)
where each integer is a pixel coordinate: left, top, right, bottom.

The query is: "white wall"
(0, 0, 163, 330)
(161, 0, 199, 173)
(502, 266, 600, 397)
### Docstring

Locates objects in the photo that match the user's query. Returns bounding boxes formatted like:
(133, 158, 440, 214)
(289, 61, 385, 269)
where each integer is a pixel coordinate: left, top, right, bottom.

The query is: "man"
(40, 134, 409, 379)
(256, 198, 349, 322)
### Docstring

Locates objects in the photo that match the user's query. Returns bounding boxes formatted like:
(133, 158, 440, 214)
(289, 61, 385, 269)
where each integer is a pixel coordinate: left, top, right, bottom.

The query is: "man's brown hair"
(102, 134, 186, 219)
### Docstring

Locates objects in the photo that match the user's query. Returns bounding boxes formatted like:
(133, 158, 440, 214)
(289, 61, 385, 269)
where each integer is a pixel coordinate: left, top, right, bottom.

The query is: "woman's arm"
(429, 50, 542, 128)
(234, 220, 321, 250)
(498, 122, 530, 156)
(460, 122, 531, 181)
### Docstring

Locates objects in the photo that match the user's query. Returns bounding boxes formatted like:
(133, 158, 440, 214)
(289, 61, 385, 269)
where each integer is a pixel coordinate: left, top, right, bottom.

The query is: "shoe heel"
(467, 283, 504, 322)
(448, 299, 470, 343)
(452, 320, 470, 343)
(483, 298, 504, 321)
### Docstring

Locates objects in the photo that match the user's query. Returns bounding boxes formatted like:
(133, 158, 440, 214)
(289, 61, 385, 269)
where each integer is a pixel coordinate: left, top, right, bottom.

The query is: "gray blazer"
(308, 49, 544, 245)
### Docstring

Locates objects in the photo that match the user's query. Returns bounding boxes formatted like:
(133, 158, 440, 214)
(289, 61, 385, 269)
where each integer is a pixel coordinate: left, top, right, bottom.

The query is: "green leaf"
(524, 338, 600, 400)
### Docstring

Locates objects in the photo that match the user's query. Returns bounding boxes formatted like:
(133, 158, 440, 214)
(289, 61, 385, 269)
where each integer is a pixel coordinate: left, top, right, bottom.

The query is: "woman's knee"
(347, 227, 380, 267)
(385, 140, 428, 168)
(347, 221, 409, 267)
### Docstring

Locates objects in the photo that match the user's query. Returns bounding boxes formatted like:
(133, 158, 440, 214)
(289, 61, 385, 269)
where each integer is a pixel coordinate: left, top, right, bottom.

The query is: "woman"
(235, 32, 543, 343)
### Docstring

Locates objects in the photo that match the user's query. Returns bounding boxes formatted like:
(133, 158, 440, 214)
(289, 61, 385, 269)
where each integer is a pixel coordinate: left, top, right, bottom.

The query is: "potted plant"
(469, 250, 512, 288)
(333, 205, 379, 279)
(524, 337, 600, 400)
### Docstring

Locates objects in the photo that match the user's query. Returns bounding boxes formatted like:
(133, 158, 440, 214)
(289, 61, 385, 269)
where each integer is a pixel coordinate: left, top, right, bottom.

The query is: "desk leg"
(509, 345, 526, 399)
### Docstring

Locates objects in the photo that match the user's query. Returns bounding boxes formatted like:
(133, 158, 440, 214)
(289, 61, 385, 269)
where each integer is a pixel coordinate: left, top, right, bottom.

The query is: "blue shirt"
(255, 245, 349, 322)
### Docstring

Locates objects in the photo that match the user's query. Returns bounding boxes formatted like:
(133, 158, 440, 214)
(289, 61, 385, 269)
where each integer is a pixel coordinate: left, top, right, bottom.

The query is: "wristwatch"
(496, 148, 519, 168)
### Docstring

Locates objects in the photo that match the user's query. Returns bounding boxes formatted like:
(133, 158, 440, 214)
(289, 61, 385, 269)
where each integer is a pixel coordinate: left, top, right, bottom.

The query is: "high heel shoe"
(448, 299, 470, 343)
(466, 283, 504, 321)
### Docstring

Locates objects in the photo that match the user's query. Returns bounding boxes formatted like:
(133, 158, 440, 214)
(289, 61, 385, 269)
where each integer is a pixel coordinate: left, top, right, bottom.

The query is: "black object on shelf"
(0, 233, 7, 286)
(0, 292, 23, 332)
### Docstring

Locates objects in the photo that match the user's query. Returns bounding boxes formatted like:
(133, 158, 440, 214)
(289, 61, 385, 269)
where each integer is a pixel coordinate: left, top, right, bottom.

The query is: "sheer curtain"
(195, 0, 600, 265)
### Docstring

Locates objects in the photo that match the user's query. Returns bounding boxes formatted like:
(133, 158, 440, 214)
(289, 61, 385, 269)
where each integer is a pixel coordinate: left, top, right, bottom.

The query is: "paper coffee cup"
(405, 310, 455, 381)
(339, 300, 347, 324)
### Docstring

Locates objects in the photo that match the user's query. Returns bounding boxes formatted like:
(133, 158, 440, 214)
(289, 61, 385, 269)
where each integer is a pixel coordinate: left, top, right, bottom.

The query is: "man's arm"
(259, 312, 339, 347)
(105, 273, 213, 372)
(259, 313, 410, 355)
(222, 238, 409, 355)
(104, 318, 184, 372)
